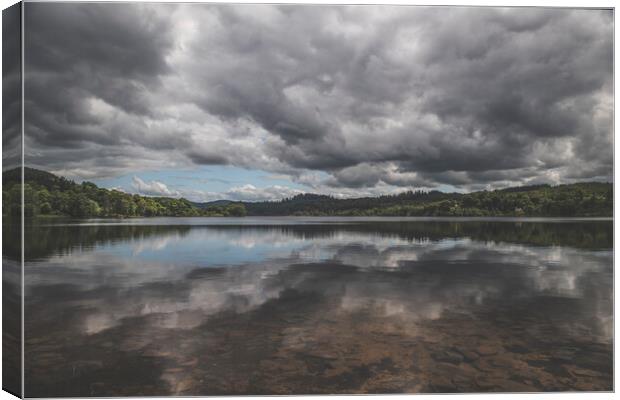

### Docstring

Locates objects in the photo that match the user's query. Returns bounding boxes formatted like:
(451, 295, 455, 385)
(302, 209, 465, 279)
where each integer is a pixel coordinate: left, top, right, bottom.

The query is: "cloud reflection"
(23, 221, 612, 396)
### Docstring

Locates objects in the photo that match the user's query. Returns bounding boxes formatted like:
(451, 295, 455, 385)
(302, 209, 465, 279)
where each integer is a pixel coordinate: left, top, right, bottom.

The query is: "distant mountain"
(3, 167, 613, 218)
(192, 199, 234, 209)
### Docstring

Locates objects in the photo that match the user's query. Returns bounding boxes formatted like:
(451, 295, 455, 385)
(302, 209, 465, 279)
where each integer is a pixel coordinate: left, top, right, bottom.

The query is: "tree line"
(243, 184, 612, 217)
(2, 167, 612, 218)
(3, 168, 246, 218)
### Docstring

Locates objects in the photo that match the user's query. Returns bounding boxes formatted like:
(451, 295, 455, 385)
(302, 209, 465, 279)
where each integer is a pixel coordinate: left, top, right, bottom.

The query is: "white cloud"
(132, 176, 181, 197)
(177, 184, 304, 203)
(224, 184, 304, 202)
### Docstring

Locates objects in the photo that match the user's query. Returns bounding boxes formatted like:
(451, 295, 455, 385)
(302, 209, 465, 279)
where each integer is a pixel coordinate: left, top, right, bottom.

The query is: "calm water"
(10, 217, 614, 395)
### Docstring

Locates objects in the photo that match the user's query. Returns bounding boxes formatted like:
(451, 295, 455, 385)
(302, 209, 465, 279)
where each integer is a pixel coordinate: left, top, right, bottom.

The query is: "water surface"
(14, 217, 613, 395)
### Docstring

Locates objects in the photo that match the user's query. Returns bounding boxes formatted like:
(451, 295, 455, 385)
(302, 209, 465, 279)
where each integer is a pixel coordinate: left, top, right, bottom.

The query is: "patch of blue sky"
(91, 165, 316, 194)
(436, 184, 463, 193)
(89, 165, 460, 197)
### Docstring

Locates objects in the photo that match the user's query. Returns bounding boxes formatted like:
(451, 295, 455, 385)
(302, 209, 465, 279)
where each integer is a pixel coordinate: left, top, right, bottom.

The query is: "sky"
(22, 4, 613, 202)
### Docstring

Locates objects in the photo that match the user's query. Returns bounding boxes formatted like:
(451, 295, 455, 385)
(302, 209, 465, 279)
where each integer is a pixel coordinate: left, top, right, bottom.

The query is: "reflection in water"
(20, 219, 612, 396)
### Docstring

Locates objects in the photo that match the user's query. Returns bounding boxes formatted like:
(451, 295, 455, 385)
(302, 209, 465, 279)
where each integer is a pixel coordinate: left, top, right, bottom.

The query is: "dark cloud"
(3, 3, 21, 170)
(23, 4, 613, 194)
(24, 3, 176, 151)
(26, 4, 172, 82)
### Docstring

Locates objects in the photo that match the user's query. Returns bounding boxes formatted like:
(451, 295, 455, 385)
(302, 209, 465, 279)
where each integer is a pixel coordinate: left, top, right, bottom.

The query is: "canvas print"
(2, 2, 614, 397)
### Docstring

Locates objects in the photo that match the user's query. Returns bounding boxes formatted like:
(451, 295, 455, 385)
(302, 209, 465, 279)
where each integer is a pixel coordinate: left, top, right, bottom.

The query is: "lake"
(9, 217, 614, 395)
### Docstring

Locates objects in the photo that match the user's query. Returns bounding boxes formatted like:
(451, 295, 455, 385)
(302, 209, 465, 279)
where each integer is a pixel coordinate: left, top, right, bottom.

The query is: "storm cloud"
(23, 4, 613, 198)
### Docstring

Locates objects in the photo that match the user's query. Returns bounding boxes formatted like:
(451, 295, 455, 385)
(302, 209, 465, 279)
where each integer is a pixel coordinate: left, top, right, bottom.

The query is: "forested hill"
(2, 167, 613, 218)
(243, 183, 612, 217)
(3, 167, 247, 218)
